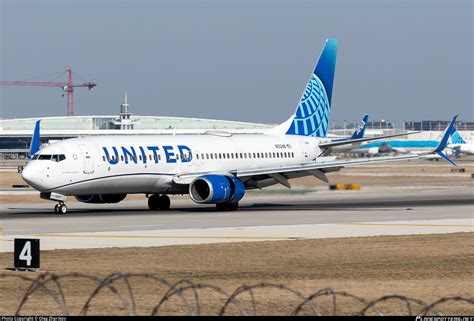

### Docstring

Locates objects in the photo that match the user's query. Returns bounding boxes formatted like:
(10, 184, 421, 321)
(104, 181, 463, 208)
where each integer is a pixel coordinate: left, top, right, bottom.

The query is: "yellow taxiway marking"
(32, 234, 293, 240)
(343, 222, 473, 228)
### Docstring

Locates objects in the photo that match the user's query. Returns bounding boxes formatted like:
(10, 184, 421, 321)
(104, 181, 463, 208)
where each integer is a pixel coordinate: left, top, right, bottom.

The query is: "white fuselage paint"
(22, 133, 326, 196)
(449, 143, 474, 155)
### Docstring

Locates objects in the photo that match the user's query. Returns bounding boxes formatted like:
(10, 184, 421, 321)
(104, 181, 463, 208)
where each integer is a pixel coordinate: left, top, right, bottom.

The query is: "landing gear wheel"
(216, 202, 238, 211)
(158, 195, 170, 210)
(148, 194, 171, 210)
(56, 203, 67, 214)
(148, 194, 160, 210)
(227, 202, 238, 211)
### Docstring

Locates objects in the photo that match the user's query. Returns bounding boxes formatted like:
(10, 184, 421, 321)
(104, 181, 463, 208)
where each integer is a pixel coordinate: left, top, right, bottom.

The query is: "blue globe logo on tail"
(285, 38, 338, 138)
(286, 74, 330, 137)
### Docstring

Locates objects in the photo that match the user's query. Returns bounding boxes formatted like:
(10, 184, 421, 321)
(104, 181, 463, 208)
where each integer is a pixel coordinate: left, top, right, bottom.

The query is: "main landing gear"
(148, 194, 171, 210)
(54, 202, 68, 214)
(216, 202, 238, 211)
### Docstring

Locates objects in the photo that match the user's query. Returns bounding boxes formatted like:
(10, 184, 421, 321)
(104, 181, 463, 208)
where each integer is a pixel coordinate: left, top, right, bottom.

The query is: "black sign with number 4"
(14, 238, 40, 269)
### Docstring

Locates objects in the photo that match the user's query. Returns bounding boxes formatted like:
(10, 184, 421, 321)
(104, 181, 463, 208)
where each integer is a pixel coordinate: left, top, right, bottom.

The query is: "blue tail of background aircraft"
(285, 38, 338, 138)
(29, 120, 41, 157)
(450, 128, 466, 144)
(350, 114, 369, 140)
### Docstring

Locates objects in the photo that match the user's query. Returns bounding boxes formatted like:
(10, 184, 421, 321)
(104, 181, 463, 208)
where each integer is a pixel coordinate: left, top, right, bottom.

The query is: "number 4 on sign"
(19, 241, 32, 266)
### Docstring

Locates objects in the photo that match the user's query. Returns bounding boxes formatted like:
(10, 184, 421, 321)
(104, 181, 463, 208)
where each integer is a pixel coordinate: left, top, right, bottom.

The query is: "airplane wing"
(173, 154, 417, 185)
(319, 131, 419, 148)
(173, 115, 457, 186)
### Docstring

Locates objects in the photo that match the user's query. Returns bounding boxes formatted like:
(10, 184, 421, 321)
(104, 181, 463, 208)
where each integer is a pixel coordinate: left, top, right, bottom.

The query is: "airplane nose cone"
(21, 165, 43, 190)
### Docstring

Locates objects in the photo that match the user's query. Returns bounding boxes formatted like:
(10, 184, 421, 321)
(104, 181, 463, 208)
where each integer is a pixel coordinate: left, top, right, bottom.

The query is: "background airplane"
(448, 128, 474, 155)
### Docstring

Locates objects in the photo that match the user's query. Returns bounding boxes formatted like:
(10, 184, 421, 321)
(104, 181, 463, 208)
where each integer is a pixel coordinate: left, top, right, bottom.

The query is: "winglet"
(433, 115, 457, 166)
(29, 120, 41, 157)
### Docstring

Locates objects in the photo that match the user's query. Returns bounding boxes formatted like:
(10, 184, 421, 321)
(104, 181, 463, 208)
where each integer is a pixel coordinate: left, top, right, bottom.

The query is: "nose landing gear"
(148, 194, 171, 211)
(54, 202, 68, 214)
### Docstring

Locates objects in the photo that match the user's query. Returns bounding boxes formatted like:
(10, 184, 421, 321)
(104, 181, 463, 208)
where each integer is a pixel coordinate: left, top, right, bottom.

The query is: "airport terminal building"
(0, 101, 272, 161)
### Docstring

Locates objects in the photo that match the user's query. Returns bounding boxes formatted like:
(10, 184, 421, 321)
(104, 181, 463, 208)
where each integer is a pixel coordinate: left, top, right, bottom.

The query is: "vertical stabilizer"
(270, 39, 338, 137)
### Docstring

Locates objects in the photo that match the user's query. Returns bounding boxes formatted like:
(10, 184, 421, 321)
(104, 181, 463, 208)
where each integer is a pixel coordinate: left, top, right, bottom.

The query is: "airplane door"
(78, 144, 94, 174)
(300, 141, 309, 159)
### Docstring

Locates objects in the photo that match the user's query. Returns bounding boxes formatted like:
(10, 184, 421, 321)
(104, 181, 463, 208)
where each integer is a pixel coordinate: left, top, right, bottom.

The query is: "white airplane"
(448, 128, 474, 155)
(21, 39, 458, 214)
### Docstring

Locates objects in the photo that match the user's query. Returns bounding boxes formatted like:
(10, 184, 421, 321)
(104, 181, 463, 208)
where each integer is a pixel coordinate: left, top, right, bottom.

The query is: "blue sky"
(1, 0, 472, 124)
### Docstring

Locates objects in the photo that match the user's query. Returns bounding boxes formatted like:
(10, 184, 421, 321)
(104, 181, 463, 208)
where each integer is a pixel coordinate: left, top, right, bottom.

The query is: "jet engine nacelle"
(75, 194, 127, 204)
(367, 147, 379, 156)
(189, 174, 245, 204)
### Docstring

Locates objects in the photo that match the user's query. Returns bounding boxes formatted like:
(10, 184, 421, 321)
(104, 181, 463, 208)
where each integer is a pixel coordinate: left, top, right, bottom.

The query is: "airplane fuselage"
(22, 133, 326, 196)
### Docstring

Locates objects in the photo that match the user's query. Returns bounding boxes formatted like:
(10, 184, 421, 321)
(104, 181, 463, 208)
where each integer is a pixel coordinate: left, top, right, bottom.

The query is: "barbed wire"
(0, 272, 472, 316)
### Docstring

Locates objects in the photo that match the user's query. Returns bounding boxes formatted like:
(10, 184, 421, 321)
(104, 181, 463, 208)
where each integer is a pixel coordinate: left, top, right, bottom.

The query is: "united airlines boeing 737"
(21, 39, 458, 214)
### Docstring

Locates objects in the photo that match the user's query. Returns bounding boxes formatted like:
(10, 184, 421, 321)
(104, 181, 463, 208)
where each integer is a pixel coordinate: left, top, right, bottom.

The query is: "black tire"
(58, 204, 67, 214)
(216, 203, 228, 211)
(158, 195, 171, 210)
(216, 202, 238, 211)
(227, 202, 238, 211)
(148, 195, 160, 210)
(54, 204, 59, 214)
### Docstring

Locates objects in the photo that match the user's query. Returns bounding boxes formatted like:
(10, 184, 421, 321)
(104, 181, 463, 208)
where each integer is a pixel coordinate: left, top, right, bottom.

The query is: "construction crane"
(0, 69, 96, 116)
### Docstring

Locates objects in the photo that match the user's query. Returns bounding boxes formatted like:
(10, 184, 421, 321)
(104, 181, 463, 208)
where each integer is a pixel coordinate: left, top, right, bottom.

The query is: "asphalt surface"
(1, 188, 473, 235)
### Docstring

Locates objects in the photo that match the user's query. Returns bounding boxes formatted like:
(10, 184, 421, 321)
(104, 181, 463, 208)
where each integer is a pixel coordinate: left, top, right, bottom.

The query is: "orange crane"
(0, 69, 96, 116)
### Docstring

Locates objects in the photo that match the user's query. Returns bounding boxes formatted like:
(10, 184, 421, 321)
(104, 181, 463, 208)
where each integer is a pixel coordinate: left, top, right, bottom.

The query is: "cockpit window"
(34, 154, 66, 162)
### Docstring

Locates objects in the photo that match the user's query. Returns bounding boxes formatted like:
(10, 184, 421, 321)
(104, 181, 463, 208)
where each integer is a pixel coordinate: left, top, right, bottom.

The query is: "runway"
(1, 188, 473, 251)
